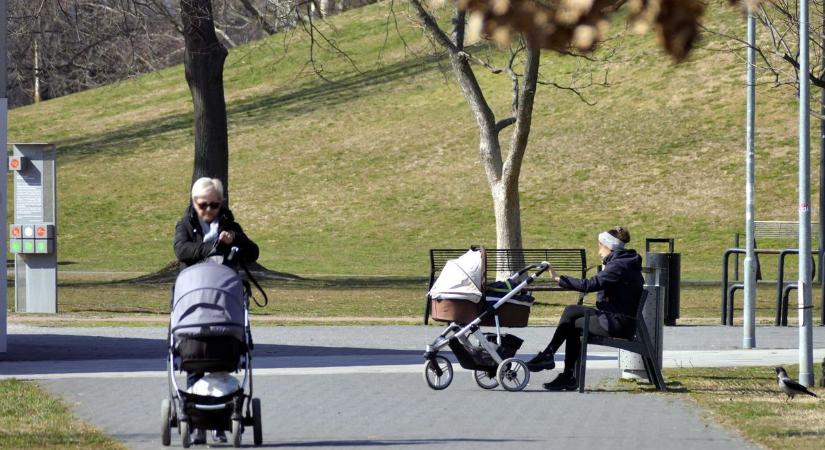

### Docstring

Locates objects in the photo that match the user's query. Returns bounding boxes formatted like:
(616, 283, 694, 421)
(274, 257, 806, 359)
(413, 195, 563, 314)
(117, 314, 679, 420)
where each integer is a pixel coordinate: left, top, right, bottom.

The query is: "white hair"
(191, 177, 224, 201)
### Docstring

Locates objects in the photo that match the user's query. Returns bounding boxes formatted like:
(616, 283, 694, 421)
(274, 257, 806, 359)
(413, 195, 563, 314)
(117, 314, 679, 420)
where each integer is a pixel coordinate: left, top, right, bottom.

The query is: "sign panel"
(10, 144, 57, 314)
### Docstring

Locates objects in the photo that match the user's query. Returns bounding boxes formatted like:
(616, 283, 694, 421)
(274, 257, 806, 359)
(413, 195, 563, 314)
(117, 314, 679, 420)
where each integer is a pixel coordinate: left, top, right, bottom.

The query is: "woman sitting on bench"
(526, 226, 644, 391)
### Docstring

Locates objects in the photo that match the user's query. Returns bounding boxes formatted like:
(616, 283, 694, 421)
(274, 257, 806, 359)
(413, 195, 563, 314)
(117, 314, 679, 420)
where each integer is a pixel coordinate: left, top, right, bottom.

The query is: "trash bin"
(645, 238, 681, 326)
(620, 266, 664, 380)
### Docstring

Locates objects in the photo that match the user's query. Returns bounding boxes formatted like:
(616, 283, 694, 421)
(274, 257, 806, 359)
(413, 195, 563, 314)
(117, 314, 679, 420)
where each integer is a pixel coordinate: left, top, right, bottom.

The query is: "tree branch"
(504, 44, 539, 184)
(495, 117, 516, 132)
(408, 0, 458, 54)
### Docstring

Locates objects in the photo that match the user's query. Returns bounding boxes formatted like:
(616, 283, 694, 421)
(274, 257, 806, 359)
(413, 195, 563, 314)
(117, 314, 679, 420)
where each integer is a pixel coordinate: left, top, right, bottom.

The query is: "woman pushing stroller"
(171, 177, 260, 446)
(525, 226, 644, 391)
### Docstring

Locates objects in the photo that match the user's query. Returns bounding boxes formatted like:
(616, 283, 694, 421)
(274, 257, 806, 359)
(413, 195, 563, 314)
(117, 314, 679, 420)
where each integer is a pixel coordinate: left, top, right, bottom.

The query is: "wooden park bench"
(424, 247, 589, 324)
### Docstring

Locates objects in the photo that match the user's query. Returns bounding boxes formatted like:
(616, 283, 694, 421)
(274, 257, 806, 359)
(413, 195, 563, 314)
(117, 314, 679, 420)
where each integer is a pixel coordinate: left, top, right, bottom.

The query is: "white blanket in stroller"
(188, 372, 241, 397)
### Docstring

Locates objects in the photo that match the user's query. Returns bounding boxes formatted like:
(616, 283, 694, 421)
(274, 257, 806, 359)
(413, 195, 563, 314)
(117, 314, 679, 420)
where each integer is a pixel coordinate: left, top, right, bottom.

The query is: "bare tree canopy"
(7, 0, 182, 107)
(690, 1, 825, 119)
(5, 0, 380, 107)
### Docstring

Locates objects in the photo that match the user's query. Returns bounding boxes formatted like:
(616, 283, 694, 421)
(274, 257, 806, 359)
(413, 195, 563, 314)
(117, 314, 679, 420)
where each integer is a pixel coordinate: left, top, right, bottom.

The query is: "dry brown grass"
(665, 365, 825, 450)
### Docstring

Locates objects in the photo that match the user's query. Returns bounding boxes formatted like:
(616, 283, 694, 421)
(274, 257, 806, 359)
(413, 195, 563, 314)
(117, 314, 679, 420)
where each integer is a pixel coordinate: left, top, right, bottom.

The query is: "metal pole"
(743, 9, 757, 349)
(820, 3, 825, 326)
(797, 0, 814, 386)
(0, 0, 8, 353)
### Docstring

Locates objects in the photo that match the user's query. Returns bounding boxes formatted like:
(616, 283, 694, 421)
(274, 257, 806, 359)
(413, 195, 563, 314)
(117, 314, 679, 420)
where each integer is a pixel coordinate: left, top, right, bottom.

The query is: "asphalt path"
(5, 324, 824, 449)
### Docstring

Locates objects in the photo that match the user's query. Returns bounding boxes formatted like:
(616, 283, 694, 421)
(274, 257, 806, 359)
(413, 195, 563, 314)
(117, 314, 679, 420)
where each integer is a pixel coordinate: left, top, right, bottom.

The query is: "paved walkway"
(3, 324, 824, 449)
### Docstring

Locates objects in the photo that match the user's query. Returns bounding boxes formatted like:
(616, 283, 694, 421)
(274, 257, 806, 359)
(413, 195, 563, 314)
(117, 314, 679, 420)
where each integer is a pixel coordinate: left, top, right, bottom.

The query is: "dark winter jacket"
(558, 249, 644, 337)
(173, 205, 259, 269)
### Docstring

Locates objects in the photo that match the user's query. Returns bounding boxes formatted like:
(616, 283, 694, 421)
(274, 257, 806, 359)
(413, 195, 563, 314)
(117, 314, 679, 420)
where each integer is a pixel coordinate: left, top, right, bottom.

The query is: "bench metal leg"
(638, 324, 666, 391)
(423, 297, 431, 325)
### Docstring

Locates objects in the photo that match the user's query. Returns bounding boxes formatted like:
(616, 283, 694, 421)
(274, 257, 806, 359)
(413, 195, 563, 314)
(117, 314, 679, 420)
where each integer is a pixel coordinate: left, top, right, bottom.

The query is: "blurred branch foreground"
(457, 0, 751, 62)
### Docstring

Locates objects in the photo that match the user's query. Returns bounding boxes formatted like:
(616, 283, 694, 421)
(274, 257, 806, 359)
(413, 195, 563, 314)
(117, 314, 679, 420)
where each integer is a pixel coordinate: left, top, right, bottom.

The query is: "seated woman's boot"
(525, 350, 556, 372)
(543, 372, 578, 391)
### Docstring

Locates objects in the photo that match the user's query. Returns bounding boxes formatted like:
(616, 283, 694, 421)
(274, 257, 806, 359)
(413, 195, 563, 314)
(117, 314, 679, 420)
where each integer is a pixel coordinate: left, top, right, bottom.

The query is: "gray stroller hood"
(171, 262, 245, 341)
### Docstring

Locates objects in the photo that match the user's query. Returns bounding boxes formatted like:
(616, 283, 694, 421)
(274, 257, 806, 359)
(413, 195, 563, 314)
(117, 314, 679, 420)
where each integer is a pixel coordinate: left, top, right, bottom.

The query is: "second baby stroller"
(161, 261, 263, 448)
(423, 247, 549, 391)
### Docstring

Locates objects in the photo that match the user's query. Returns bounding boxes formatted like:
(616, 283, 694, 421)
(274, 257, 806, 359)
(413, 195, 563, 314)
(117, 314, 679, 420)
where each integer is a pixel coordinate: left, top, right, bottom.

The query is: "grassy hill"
(7, 1, 815, 280)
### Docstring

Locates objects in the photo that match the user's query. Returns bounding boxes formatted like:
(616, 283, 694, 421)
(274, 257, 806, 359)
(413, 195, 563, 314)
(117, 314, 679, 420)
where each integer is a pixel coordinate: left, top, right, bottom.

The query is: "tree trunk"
(492, 180, 523, 250)
(33, 38, 41, 103)
(410, 2, 539, 275)
(180, 0, 229, 200)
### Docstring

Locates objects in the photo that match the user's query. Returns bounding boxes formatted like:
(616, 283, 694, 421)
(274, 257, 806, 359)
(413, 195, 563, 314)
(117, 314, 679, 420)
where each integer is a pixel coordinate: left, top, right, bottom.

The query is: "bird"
(775, 367, 818, 401)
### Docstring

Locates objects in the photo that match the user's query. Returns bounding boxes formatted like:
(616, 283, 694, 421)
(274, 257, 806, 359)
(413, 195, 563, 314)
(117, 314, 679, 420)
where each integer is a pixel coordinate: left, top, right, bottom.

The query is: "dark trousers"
(545, 305, 610, 375)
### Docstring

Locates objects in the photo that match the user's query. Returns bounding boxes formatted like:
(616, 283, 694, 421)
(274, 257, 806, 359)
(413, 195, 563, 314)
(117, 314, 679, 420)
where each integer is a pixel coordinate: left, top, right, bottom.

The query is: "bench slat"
(429, 248, 588, 291)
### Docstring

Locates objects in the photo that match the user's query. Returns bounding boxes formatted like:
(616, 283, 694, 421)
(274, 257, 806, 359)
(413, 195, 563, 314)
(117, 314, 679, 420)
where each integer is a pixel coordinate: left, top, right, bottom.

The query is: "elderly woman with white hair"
(174, 177, 259, 270)
(525, 226, 644, 391)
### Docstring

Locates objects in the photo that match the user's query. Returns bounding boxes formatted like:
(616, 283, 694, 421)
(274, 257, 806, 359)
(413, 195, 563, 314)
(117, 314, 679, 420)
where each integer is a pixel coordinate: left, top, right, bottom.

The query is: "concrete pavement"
(4, 324, 823, 449)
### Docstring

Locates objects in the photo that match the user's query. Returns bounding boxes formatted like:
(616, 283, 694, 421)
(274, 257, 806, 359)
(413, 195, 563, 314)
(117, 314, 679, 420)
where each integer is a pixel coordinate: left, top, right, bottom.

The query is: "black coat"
(558, 249, 644, 336)
(173, 205, 259, 269)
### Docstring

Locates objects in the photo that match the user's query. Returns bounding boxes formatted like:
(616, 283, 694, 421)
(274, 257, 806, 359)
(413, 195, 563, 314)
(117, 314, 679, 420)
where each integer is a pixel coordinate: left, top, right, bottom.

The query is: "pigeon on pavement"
(775, 367, 818, 401)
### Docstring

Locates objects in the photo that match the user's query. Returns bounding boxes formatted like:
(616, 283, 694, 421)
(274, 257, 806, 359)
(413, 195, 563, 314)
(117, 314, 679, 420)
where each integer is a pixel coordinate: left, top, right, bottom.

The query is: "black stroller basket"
(449, 333, 524, 371)
(176, 336, 247, 373)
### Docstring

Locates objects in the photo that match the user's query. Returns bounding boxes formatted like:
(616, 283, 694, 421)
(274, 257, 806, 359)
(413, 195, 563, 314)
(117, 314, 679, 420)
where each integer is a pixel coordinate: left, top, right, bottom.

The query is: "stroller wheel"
(473, 370, 499, 390)
(497, 358, 530, 392)
(160, 399, 172, 446)
(251, 398, 263, 446)
(231, 419, 242, 447)
(180, 420, 191, 448)
(423, 356, 453, 390)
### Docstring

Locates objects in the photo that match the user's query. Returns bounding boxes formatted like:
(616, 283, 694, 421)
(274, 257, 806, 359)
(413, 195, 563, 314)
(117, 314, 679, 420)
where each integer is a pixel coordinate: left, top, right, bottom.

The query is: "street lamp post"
(797, 0, 814, 386)
(0, 0, 8, 353)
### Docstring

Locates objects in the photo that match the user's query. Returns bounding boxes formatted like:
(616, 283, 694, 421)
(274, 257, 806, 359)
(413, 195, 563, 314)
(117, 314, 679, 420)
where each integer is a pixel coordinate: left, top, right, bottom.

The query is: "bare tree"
(408, 1, 608, 257)
(6, 0, 184, 107)
(700, 1, 825, 118)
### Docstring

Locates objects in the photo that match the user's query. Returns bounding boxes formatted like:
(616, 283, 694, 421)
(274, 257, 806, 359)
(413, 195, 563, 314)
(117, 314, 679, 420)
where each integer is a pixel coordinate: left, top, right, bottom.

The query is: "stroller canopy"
(428, 248, 484, 303)
(171, 262, 245, 341)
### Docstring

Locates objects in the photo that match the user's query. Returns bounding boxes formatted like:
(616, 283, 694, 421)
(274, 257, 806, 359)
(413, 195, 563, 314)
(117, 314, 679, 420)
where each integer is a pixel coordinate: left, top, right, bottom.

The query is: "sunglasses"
(195, 201, 221, 210)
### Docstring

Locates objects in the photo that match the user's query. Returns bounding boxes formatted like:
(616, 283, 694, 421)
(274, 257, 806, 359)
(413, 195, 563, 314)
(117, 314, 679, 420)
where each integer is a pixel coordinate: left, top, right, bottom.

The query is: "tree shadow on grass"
(55, 54, 446, 164)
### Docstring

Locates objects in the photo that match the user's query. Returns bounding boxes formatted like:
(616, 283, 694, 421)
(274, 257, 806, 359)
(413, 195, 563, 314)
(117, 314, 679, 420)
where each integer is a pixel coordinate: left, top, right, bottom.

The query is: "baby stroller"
(161, 261, 263, 448)
(423, 247, 549, 391)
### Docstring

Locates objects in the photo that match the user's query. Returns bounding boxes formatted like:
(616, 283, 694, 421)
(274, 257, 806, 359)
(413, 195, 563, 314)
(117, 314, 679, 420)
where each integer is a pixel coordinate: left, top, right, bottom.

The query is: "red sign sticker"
(36, 227, 46, 237)
(11, 226, 20, 237)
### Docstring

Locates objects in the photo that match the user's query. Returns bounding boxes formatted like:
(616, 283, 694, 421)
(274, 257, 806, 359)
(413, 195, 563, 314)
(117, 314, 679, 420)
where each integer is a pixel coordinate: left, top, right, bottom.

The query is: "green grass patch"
(662, 364, 825, 450)
(5, 1, 815, 280)
(0, 379, 123, 449)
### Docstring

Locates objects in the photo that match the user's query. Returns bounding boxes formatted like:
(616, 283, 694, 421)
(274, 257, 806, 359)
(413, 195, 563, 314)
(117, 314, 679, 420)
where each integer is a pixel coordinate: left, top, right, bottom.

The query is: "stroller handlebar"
(509, 262, 551, 282)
